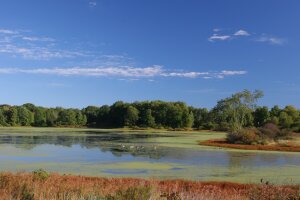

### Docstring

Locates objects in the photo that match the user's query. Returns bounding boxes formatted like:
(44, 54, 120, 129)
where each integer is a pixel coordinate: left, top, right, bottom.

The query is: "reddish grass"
(199, 139, 300, 152)
(0, 172, 299, 200)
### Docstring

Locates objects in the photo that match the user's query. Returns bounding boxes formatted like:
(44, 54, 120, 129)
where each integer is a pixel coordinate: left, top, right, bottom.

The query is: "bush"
(276, 129, 293, 139)
(11, 183, 34, 200)
(106, 186, 152, 200)
(216, 122, 231, 131)
(203, 122, 218, 130)
(227, 128, 262, 145)
(259, 123, 280, 139)
(260, 123, 293, 139)
(32, 169, 49, 181)
(227, 123, 296, 145)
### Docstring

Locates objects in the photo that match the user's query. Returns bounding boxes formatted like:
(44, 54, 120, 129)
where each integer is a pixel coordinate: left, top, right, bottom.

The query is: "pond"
(0, 128, 299, 184)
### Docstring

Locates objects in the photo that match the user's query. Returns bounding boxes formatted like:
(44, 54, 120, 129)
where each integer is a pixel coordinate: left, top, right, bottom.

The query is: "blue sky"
(0, 0, 299, 108)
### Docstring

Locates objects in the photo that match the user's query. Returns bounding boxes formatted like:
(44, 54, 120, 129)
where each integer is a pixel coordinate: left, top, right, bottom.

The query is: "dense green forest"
(0, 90, 299, 132)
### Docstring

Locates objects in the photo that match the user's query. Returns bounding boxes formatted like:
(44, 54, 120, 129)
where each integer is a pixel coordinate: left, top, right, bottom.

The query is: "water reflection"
(0, 133, 174, 159)
(0, 131, 300, 184)
(0, 133, 299, 168)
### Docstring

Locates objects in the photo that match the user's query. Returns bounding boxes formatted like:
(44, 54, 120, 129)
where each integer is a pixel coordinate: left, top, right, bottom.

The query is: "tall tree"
(253, 106, 270, 127)
(212, 90, 264, 132)
(124, 106, 139, 127)
(191, 108, 209, 129)
(279, 111, 293, 128)
(34, 107, 47, 126)
(139, 109, 155, 127)
(46, 109, 58, 126)
(97, 105, 111, 127)
(83, 106, 99, 127)
(109, 101, 127, 127)
(6, 107, 18, 126)
(17, 106, 34, 126)
(57, 109, 77, 126)
(0, 109, 7, 126)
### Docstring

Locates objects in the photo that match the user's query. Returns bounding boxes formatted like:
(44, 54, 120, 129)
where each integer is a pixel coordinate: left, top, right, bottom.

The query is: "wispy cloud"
(0, 44, 88, 60)
(22, 36, 55, 42)
(161, 71, 209, 78)
(209, 29, 250, 42)
(208, 34, 231, 42)
(89, 1, 97, 7)
(0, 66, 247, 80)
(209, 29, 286, 45)
(234, 29, 250, 36)
(220, 70, 247, 75)
(0, 29, 18, 34)
(0, 28, 89, 60)
(217, 70, 247, 79)
(256, 36, 286, 45)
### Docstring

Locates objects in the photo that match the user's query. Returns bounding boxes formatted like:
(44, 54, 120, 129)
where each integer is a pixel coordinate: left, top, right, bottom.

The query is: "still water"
(0, 128, 299, 184)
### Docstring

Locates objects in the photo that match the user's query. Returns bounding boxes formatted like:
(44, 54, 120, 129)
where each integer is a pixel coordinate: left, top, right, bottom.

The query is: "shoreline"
(0, 126, 220, 134)
(199, 139, 300, 152)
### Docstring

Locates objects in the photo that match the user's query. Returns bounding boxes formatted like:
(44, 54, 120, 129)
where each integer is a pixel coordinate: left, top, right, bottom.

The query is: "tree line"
(0, 90, 299, 132)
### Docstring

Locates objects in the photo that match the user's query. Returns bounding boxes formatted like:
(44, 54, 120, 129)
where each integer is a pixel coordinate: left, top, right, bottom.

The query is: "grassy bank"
(0, 172, 299, 200)
(0, 126, 216, 134)
(199, 139, 300, 152)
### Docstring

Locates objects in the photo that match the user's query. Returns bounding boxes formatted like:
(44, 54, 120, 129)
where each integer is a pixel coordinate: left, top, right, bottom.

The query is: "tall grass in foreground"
(0, 171, 299, 200)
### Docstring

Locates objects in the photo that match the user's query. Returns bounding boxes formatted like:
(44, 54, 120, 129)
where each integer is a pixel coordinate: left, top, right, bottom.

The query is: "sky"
(0, 0, 299, 109)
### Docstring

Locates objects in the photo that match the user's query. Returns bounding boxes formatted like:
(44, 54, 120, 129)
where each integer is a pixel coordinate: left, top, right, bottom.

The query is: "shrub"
(20, 183, 34, 200)
(259, 123, 280, 139)
(216, 122, 231, 131)
(263, 123, 280, 135)
(11, 183, 34, 200)
(32, 169, 49, 181)
(107, 186, 152, 200)
(204, 122, 218, 130)
(0, 174, 9, 189)
(276, 129, 293, 139)
(227, 128, 262, 145)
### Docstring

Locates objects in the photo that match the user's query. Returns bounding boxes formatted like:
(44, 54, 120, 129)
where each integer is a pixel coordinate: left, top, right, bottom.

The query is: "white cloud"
(220, 70, 248, 75)
(234, 30, 250, 36)
(162, 71, 209, 78)
(256, 36, 286, 45)
(208, 34, 231, 42)
(208, 29, 286, 46)
(0, 66, 163, 77)
(203, 76, 212, 79)
(22, 36, 55, 42)
(0, 29, 18, 34)
(0, 66, 247, 80)
(216, 70, 247, 79)
(89, 1, 97, 7)
(0, 28, 89, 60)
(0, 44, 88, 60)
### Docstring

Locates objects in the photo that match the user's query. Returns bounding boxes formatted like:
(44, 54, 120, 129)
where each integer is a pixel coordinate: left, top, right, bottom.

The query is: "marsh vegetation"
(0, 171, 299, 200)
